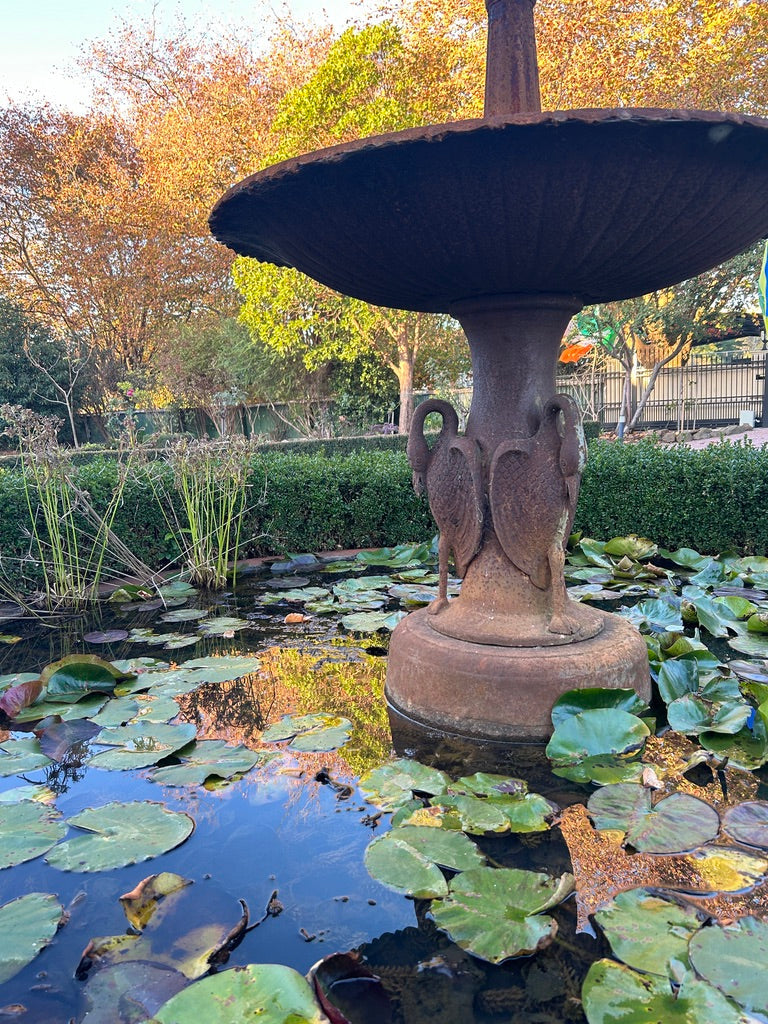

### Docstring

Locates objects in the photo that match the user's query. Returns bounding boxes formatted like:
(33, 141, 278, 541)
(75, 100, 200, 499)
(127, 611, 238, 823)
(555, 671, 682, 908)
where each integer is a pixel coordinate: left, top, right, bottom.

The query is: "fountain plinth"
(210, 0, 768, 742)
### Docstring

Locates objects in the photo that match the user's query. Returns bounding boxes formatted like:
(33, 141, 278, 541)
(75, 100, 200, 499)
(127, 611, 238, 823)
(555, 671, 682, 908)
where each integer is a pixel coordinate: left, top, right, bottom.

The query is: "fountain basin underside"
(210, 108, 768, 312)
(386, 606, 651, 742)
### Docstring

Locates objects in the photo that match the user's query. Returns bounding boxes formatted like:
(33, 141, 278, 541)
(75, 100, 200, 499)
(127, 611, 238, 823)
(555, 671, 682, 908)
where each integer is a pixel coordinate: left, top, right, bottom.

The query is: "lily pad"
(545, 709, 650, 785)
(430, 867, 573, 963)
(159, 608, 210, 622)
(604, 536, 658, 560)
(365, 824, 484, 898)
(666, 692, 751, 736)
(428, 790, 554, 835)
(657, 659, 699, 703)
(0, 893, 64, 984)
(587, 785, 719, 853)
(593, 889, 702, 975)
(197, 616, 250, 636)
(355, 543, 432, 568)
(41, 654, 127, 702)
(261, 713, 352, 752)
(721, 801, 768, 850)
(79, 962, 188, 1024)
(150, 741, 274, 787)
(358, 758, 451, 811)
(0, 801, 66, 868)
(46, 800, 194, 872)
(728, 633, 768, 658)
(688, 917, 768, 1014)
(88, 722, 197, 770)
(148, 963, 327, 1023)
(340, 609, 406, 633)
(550, 688, 649, 727)
(582, 959, 748, 1024)
(619, 599, 683, 633)
(11, 693, 108, 724)
(0, 736, 52, 775)
(83, 630, 130, 644)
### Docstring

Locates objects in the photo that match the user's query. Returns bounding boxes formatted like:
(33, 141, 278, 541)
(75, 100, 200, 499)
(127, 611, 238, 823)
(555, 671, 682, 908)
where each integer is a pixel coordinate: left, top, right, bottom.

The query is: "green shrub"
(582, 420, 601, 441)
(2, 438, 768, 594)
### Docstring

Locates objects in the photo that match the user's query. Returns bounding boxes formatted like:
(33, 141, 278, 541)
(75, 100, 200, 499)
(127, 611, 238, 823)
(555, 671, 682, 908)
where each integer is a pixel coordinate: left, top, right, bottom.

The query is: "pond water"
(1, 542, 768, 1023)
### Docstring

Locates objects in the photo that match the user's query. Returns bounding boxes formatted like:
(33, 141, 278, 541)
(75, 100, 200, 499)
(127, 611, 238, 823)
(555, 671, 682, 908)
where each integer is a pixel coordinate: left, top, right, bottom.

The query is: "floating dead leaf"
(558, 803, 768, 933)
(284, 613, 308, 625)
(119, 872, 193, 931)
(78, 879, 249, 981)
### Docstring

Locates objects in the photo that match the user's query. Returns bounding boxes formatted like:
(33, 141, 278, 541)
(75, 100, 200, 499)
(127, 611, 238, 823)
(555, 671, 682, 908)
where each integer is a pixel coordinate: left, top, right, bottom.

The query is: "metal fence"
(555, 353, 768, 431)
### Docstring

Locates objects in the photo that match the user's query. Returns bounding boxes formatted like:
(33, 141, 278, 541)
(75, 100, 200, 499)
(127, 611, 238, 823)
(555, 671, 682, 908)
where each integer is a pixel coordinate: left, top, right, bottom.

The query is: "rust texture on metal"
(484, 0, 541, 116)
(209, 0, 768, 740)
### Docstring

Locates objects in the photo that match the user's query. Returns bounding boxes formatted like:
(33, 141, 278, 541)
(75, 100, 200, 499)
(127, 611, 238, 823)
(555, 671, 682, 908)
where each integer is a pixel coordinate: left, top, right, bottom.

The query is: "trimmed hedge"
(1, 439, 766, 591)
(576, 438, 768, 554)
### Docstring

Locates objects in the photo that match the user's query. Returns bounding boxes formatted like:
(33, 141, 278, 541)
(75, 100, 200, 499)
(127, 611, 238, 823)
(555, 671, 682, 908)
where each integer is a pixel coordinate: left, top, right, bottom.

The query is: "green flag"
(759, 239, 768, 338)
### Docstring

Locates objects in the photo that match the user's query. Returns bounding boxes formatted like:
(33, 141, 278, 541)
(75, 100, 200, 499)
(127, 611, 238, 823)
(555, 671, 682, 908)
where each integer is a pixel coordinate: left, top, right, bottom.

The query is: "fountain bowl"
(210, 107, 768, 312)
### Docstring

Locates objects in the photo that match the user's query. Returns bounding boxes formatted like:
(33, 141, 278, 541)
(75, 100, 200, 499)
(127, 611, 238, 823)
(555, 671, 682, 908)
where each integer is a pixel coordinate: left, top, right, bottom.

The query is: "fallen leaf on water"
(284, 613, 308, 625)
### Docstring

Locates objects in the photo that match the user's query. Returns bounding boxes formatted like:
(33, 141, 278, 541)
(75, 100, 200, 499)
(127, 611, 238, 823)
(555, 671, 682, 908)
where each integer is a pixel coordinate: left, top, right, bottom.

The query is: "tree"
(567, 245, 764, 430)
(0, 298, 97, 445)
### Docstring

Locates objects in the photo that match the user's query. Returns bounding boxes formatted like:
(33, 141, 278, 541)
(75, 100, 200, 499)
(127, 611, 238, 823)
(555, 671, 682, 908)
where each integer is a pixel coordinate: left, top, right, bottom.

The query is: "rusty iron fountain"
(210, 0, 768, 743)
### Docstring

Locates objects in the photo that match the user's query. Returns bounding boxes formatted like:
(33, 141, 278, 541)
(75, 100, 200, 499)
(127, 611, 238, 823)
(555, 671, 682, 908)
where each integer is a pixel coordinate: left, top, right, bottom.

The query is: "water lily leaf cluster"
(261, 712, 353, 752)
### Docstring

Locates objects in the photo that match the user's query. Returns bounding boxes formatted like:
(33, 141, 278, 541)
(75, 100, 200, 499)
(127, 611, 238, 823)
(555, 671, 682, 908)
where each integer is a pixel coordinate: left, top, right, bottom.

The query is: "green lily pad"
(88, 722, 197, 770)
(577, 539, 613, 568)
(657, 659, 700, 703)
(41, 654, 127, 702)
(0, 736, 52, 775)
(593, 889, 701, 975)
(587, 785, 719, 853)
(365, 825, 482, 898)
(150, 741, 274, 787)
(546, 709, 650, 784)
(681, 587, 737, 638)
(430, 867, 573, 963)
(0, 784, 56, 804)
(0, 893, 64, 984)
(174, 655, 261, 678)
(355, 543, 432, 568)
(604, 536, 658, 560)
(721, 801, 768, 850)
(428, 791, 554, 835)
(700, 718, 768, 769)
(619, 599, 683, 633)
(340, 609, 407, 633)
(729, 659, 768, 684)
(688, 917, 768, 1014)
(358, 758, 451, 811)
(582, 959, 748, 1024)
(658, 547, 710, 570)
(713, 595, 758, 620)
(261, 587, 330, 605)
(728, 633, 768, 658)
(11, 694, 108, 724)
(0, 801, 66, 867)
(46, 801, 194, 872)
(159, 608, 210, 622)
(148, 963, 327, 1023)
(197, 616, 250, 636)
(550, 688, 649, 727)
(261, 713, 352, 752)
(748, 611, 768, 634)
(667, 693, 751, 735)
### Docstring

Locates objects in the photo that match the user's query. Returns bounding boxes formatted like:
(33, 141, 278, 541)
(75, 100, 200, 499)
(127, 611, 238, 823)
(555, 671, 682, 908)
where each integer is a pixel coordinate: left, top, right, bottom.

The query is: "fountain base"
(385, 607, 650, 742)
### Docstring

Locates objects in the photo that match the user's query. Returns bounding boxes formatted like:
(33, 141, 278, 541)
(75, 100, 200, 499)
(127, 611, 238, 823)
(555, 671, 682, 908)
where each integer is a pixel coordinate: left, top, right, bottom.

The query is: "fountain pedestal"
(386, 607, 649, 742)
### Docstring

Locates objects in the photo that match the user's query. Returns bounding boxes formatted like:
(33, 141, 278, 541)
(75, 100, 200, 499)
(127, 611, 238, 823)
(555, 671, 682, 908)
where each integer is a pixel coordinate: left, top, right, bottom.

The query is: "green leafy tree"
(0, 299, 96, 445)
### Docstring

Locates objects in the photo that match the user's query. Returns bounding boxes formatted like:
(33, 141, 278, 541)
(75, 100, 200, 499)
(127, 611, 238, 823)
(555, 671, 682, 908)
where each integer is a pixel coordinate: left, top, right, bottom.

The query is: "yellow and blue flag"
(759, 239, 768, 338)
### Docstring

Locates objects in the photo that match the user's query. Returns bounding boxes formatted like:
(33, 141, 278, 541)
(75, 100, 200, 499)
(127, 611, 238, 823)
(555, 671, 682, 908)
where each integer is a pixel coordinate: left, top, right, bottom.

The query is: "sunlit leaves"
(688, 918, 768, 1015)
(593, 889, 701, 976)
(88, 722, 197, 770)
(358, 758, 451, 811)
(261, 713, 353, 752)
(365, 825, 484, 898)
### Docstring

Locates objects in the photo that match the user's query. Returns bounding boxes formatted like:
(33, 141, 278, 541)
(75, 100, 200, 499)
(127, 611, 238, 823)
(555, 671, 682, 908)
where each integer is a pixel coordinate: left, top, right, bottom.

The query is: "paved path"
(681, 427, 768, 450)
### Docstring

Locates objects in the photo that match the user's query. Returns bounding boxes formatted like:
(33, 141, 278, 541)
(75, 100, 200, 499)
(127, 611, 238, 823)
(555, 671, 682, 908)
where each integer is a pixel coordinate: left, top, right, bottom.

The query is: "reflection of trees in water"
(39, 740, 92, 794)
(176, 673, 275, 747)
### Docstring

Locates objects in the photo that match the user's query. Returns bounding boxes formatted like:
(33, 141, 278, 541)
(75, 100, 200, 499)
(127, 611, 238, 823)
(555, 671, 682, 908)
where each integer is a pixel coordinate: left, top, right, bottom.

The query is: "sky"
(0, 0, 362, 110)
